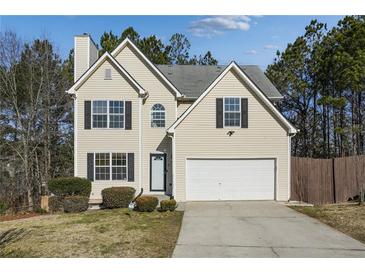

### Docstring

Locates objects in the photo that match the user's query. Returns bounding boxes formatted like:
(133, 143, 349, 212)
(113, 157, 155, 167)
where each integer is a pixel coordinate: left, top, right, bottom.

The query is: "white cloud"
(244, 49, 257, 55)
(264, 44, 279, 50)
(190, 16, 252, 38)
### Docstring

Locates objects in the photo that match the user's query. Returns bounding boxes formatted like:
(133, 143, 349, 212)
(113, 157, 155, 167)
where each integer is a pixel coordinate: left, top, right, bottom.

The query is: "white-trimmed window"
(224, 97, 241, 127)
(93, 101, 108, 128)
(92, 100, 124, 129)
(112, 153, 127, 180)
(95, 153, 110, 180)
(151, 104, 165, 128)
(95, 153, 127, 181)
(109, 101, 124, 128)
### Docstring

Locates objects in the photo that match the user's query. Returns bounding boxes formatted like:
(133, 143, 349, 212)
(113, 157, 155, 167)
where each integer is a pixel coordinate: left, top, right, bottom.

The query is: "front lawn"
(290, 204, 365, 244)
(0, 209, 183, 257)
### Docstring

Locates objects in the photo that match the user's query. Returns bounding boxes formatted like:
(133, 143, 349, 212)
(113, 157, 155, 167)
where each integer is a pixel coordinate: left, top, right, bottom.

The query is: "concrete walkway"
(173, 201, 365, 257)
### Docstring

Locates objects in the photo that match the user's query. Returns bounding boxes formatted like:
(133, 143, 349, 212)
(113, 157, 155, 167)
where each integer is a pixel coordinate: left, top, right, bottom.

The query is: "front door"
(150, 153, 166, 191)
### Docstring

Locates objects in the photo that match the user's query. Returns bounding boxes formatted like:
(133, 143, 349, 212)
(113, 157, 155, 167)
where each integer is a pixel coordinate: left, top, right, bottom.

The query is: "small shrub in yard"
(135, 196, 159, 212)
(160, 199, 177, 212)
(48, 196, 63, 213)
(63, 196, 89, 213)
(48, 177, 91, 197)
(102, 187, 136, 209)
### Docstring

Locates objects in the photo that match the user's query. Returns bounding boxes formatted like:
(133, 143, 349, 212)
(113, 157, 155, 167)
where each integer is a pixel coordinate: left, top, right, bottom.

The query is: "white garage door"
(186, 158, 275, 201)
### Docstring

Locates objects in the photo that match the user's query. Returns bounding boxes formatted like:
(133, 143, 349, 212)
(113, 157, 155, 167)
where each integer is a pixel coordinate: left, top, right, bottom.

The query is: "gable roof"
(167, 62, 297, 134)
(157, 64, 283, 100)
(66, 52, 145, 95)
(111, 38, 183, 98)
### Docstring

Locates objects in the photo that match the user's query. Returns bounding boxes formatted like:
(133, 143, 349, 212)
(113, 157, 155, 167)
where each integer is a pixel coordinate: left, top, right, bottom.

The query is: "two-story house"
(66, 34, 297, 203)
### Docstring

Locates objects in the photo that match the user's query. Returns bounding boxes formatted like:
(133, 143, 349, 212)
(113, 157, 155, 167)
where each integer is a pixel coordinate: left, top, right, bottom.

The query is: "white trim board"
(74, 36, 77, 83)
(66, 51, 145, 95)
(73, 97, 78, 176)
(167, 61, 297, 134)
(111, 38, 182, 98)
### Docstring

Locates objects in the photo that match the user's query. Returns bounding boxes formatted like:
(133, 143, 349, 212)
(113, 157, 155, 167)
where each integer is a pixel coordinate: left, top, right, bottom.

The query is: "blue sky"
(0, 15, 344, 69)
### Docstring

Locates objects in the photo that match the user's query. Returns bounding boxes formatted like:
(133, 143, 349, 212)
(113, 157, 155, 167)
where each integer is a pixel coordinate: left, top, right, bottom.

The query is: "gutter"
(177, 96, 197, 102)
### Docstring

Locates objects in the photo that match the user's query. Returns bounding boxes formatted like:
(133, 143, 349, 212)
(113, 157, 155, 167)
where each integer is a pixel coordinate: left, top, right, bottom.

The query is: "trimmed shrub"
(135, 196, 158, 212)
(63, 196, 89, 213)
(0, 201, 9, 215)
(102, 187, 136, 209)
(48, 196, 63, 213)
(48, 177, 91, 197)
(160, 199, 177, 212)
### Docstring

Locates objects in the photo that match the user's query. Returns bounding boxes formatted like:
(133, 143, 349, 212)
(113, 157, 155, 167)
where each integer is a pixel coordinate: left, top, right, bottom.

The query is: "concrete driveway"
(173, 201, 365, 257)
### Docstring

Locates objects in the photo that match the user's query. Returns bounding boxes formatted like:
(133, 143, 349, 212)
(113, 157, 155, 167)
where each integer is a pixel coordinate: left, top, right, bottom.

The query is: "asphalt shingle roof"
(157, 64, 283, 99)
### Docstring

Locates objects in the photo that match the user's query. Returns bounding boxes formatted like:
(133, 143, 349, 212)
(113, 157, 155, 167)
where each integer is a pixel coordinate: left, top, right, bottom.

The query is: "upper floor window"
(109, 101, 124, 128)
(224, 97, 241, 127)
(151, 104, 165, 128)
(92, 100, 124, 128)
(93, 101, 108, 128)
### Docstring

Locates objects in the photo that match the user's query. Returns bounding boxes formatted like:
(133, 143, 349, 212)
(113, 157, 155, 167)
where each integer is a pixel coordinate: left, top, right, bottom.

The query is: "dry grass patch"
(0, 209, 183, 258)
(290, 203, 365, 243)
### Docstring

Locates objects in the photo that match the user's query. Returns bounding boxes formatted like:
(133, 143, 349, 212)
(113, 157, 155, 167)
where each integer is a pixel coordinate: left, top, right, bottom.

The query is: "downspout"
(139, 96, 142, 193)
(71, 93, 77, 177)
(167, 132, 176, 198)
(139, 91, 148, 193)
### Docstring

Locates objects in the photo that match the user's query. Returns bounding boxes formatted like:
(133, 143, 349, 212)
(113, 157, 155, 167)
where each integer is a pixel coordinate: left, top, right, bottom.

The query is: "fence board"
(290, 155, 365, 205)
(334, 155, 365, 203)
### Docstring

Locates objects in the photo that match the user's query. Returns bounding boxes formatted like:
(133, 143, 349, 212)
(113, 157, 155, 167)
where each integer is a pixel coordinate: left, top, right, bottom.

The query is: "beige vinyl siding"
(174, 69, 289, 201)
(75, 59, 140, 199)
(177, 101, 193, 117)
(115, 44, 176, 194)
(74, 36, 89, 82)
(88, 39, 99, 67)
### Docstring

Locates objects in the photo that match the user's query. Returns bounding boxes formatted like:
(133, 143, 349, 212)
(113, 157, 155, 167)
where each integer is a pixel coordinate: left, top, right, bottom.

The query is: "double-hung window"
(95, 153, 110, 180)
(112, 153, 127, 180)
(109, 101, 124, 128)
(224, 97, 241, 127)
(93, 101, 108, 128)
(95, 153, 127, 181)
(92, 100, 124, 129)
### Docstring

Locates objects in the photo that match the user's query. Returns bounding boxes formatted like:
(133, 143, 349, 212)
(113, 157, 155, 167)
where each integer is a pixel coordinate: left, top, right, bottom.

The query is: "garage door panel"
(186, 159, 275, 201)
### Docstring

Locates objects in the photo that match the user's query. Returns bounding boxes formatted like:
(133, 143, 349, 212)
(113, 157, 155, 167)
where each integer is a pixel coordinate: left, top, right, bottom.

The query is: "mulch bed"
(0, 212, 41, 222)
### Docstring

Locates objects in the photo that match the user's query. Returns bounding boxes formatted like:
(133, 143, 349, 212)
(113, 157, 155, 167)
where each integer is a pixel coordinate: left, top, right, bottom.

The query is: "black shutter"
(125, 101, 132, 130)
(87, 153, 94, 181)
(127, 153, 134, 182)
(216, 98, 223, 128)
(84, 101, 91, 129)
(241, 98, 248, 128)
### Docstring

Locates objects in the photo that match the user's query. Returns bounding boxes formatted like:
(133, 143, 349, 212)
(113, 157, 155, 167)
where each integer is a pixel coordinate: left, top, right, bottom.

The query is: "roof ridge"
(157, 63, 282, 99)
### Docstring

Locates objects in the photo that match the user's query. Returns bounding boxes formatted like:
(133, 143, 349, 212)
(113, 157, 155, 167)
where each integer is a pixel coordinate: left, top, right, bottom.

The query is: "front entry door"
(150, 154, 166, 191)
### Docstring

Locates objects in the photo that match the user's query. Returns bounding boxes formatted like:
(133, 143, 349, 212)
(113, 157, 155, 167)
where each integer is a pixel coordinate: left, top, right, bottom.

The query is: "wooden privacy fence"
(291, 155, 365, 205)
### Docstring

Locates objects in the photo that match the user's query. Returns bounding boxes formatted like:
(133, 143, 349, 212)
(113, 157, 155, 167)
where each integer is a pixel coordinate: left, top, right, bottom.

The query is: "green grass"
(290, 204, 365, 244)
(0, 208, 183, 258)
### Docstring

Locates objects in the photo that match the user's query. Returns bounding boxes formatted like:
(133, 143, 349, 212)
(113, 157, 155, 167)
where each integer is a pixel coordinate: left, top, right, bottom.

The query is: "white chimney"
(74, 33, 98, 82)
